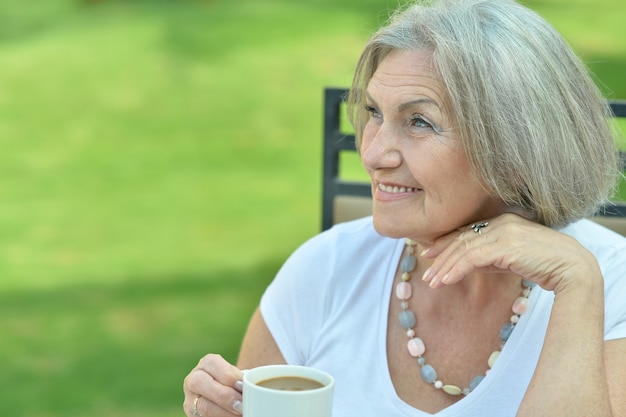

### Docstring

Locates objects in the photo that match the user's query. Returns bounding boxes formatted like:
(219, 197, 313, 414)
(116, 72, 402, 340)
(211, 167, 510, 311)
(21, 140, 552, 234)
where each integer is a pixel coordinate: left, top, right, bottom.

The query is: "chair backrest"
(321, 87, 626, 236)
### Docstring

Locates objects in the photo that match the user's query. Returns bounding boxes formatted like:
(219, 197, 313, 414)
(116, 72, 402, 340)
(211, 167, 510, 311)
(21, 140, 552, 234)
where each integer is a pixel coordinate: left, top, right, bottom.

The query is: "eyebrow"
(398, 98, 440, 112)
(365, 92, 440, 112)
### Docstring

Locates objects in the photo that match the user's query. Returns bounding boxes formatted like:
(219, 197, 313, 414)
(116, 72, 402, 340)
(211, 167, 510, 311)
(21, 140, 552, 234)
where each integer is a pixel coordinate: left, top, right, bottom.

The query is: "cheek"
(439, 157, 486, 202)
(411, 143, 476, 191)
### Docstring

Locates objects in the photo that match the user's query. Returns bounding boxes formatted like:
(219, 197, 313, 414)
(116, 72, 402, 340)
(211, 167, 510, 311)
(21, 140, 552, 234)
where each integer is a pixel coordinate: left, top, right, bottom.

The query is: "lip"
(374, 181, 422, 200)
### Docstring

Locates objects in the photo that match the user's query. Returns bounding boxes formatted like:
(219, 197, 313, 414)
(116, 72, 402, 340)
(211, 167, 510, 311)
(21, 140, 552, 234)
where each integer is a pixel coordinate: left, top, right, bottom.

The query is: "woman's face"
(361, 49, 505, 244)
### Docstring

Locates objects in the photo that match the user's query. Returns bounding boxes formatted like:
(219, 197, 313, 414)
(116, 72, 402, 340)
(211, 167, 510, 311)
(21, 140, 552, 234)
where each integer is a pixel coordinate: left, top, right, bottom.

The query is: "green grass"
(0, 0, 624, 416)
(0, 264, 277, 417)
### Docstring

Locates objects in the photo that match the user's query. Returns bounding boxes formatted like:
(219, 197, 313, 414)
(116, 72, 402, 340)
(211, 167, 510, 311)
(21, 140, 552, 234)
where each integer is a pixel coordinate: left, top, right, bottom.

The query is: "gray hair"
(348, 0, 621, 228)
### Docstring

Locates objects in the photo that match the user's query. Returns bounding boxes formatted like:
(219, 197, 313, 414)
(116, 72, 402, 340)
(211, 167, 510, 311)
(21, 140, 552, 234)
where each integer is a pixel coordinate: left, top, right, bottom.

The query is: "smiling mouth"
(378, 183, 420, 193)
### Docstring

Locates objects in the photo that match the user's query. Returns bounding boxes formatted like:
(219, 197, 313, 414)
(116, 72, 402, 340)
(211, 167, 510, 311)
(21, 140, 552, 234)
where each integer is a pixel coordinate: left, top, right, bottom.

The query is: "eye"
(410, 114, 432, 129)
(365, 104, 382, 119)
(410, 114, 441, 134)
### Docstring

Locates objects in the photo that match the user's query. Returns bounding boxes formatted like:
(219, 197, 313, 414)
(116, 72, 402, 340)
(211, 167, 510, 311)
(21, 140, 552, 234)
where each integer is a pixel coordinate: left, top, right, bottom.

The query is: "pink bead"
(407, 337, 425, 357)
(396, 282, 413, 300)
(512, 297, 529, 315)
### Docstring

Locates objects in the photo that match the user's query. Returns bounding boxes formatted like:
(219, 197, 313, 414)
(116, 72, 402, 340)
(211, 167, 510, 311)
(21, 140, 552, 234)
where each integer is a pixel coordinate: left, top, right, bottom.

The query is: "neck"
(392, 238, 535, 399)
(413, 251, 522, 312)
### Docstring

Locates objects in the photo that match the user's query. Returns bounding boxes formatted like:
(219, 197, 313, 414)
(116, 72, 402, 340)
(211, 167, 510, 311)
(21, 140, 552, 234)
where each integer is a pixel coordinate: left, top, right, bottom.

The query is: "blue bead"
(522, 279, 537, 289)
(500, 323, 515, 342)
(398, 310, 416, 329)
(400, 255, 417, 273)
(469, 375, 485, 391)
(417, 357, 426, 366)
(420, 364, 438, 383)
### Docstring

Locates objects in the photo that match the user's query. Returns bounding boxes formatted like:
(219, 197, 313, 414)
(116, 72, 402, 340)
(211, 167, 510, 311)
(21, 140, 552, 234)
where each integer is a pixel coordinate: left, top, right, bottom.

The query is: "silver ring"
(470, 221, 489, 234)
(192, 396, 202, 417)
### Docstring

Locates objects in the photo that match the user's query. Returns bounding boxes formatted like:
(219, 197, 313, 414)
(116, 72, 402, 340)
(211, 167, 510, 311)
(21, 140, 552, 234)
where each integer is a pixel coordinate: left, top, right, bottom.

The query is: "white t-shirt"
(260, 217, 626, 417)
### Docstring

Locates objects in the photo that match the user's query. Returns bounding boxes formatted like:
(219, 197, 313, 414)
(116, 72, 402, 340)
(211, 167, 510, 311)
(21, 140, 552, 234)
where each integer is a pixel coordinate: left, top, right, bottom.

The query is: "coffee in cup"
(256, 375, 325, 391)
(242, 364, 334, 417)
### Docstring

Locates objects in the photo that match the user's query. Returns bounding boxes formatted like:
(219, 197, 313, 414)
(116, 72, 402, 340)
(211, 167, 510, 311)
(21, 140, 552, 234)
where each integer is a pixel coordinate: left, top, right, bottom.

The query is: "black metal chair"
(321, 87, 626, 235)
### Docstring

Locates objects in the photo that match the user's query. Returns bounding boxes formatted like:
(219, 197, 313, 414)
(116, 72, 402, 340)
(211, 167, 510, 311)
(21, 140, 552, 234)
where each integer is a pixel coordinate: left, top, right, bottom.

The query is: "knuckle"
(457, 234, 474, 251)
(182, 398, 192, 415)
(500, 221, 526, 237)
(209, 384, 237, 411)
(214, 387, 228, 404)
(185, 369, 209, 393)
(207, 353, 223, 361)
(183, 372, 195, 390)
(466, 243, 486, 259)
(199, 352, 223, 366)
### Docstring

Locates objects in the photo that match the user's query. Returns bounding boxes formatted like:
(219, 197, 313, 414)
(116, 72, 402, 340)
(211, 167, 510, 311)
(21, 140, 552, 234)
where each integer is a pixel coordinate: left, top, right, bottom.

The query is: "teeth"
(379, 184, 417, 193)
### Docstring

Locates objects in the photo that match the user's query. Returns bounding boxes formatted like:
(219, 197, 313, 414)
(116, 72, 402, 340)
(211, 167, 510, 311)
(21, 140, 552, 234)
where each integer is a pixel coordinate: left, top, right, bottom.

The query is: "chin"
(372, 215, 410, 239)
(372, 213, 442, 246)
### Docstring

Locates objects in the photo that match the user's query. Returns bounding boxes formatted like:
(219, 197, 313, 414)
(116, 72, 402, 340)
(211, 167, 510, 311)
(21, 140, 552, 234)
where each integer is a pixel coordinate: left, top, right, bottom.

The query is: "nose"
(360, 122, 402, 171)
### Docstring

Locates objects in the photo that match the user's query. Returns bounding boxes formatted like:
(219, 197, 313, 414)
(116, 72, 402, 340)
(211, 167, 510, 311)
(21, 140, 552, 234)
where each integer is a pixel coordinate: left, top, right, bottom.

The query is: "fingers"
(421, 214, 524, 288)
(183, 393, 242, 417)
(422, 231, 491, 288)
(183, 354, 244, 416)
(428, 237, 506, 288)
(419, 213, 595, 292)
(196, 353, 244, 393)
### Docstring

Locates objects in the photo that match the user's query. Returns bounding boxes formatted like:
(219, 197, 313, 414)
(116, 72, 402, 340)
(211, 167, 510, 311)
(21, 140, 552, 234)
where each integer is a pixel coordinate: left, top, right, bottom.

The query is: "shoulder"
(275, 217, 398, 290)
(293, 217, 390, 260)
(560, 219, 626, 259)
(560, 218, 626, 284)
(319, 216, 381, 242)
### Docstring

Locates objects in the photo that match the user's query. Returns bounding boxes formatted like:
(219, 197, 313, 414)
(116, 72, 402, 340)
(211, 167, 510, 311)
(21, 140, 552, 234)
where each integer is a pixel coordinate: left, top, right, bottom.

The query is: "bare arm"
(516, 275, 626, 417)
(606, 339, 626, 417)
(237, 307, 287, 368)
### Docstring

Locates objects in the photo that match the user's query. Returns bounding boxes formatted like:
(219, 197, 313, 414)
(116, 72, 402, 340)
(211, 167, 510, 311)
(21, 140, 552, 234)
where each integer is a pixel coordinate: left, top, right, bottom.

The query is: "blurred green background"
(0, 0, 624, 416)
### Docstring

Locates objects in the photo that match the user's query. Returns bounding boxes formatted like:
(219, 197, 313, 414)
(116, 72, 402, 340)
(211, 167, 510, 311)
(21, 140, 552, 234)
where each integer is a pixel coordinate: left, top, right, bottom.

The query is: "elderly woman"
(183, 0, 626, 416)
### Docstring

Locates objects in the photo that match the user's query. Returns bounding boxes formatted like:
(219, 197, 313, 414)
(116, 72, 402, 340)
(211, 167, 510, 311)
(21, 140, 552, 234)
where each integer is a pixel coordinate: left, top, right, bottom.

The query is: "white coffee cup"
(242, 364, 334, 417)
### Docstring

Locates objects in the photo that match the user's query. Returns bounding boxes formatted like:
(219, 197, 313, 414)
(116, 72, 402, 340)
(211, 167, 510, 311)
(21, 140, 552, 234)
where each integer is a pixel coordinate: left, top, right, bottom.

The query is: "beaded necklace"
(396, 239, 535, 397)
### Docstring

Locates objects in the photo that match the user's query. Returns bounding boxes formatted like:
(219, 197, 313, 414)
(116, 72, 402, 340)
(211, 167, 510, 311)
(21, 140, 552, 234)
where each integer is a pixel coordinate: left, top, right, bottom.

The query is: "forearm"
(517, 274, 611, 417)
(237, 308, 287, 369)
